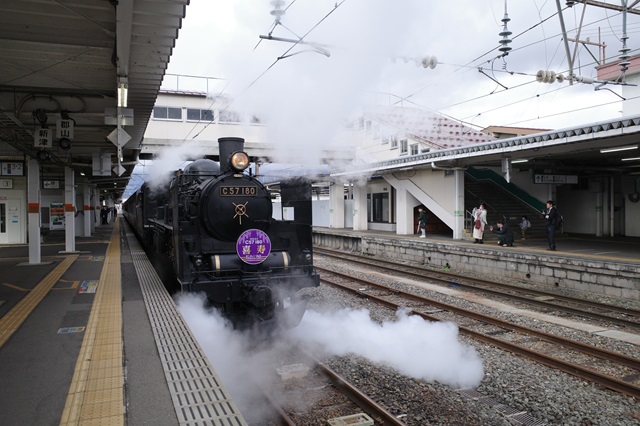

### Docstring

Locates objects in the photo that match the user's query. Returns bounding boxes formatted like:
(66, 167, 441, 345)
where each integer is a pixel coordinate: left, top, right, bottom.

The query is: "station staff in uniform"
(542, 200, 559, 251)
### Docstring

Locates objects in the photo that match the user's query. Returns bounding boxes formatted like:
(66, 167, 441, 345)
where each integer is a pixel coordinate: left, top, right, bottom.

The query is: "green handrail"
(466, 167, 545, 211)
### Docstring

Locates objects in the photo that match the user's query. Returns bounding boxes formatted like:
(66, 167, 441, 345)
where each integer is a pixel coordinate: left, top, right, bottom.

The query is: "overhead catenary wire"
(395, 5, 565, 106)
(397, 3, 629, 113)
(189, 0, 350, 142)
(392, 5, 635, 130)
(178, 1, 635, 151)
(253, 0, 300, 51)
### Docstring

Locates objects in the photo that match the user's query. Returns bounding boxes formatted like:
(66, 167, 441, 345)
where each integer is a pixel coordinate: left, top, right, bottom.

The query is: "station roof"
(332, 113, 640, 178)
(0, 0, 188, 200)
(364, 105, 496, 150)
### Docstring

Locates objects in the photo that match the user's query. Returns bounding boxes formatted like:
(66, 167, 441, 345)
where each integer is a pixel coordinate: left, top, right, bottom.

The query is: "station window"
(371, 192, 389, 222)
(186, 108, 214, 122)
(390, 135, 398, 149)
(400, 139, 408, 155)
(219, 110, 242, 123)
(153, 106, 182, 120)
(381, 131, 389, 144)
(410, 144, 418, 155)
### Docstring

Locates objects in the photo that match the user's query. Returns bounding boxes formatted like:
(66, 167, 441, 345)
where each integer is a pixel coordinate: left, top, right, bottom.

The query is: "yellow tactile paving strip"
(0, 254, 79, 348)
(60, 220, 124, 426)
(124, 226, 249, 425)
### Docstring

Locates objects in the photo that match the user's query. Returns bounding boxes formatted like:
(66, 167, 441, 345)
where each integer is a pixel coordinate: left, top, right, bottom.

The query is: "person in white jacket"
(472, 203, 487, 244)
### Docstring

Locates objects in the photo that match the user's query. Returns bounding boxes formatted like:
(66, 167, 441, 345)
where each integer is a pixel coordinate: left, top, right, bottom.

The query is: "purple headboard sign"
(236, 229, 272, 265)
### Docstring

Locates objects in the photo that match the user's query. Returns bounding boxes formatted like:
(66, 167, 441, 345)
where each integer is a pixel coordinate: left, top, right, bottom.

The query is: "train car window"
(282, 206, 294, 220)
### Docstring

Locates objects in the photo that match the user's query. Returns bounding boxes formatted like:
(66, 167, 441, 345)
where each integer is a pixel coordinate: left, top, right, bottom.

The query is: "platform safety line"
(60, 220, 124, 426)
(0, 254, 78, 348)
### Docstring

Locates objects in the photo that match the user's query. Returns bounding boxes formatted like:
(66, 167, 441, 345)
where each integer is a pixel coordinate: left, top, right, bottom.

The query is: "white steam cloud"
(192, 0, 438, 168)
(145, 141, 207, 190)
(291, 308, 484, 389)
(176, 292, 484, 421)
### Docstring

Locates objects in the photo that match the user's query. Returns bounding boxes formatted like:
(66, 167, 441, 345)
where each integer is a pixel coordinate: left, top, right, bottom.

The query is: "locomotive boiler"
(124, 137, 319, 330)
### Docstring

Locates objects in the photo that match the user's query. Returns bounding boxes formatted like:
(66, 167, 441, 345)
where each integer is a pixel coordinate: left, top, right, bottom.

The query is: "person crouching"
(489, 220, 514, 247)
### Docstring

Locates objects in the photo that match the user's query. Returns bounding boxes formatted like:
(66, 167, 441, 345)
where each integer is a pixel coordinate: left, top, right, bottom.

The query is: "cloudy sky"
(162, 0, 640, 133)
(124, 0, 640, 196)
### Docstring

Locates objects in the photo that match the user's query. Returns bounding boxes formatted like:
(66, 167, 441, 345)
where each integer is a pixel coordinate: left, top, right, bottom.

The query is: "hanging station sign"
(56, 119, 74, 139)
(534, 174, 578, 184)
(1, 162, 24, 176)
(34, 127, 52, 148)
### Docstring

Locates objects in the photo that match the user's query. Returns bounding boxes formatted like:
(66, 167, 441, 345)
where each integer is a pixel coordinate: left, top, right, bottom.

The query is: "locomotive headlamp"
(230, 151, 250, 172)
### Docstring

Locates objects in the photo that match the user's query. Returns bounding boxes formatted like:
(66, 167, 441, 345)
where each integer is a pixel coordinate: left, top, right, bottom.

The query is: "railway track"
(315, 248, 640, 330)
(315, 265, 640, 399)
(259, 349, 405, 425)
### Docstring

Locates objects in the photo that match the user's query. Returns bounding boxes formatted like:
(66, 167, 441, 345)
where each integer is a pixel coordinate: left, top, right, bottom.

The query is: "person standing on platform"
(472, 203, 487, 244)
(490, 220, 514, 247)
(417, 207, 427, 238)
(101, 206, 109, 225)
(519, 215, 531, 240)
(542, 200, 558, 251)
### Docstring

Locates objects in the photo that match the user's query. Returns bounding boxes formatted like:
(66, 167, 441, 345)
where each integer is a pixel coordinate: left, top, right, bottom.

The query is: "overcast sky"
(124, 1, 640, 197)
(163, 0, 640, 133)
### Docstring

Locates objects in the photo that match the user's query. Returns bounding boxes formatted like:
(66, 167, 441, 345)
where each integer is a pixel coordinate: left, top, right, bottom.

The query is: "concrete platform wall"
(313, 231, 640, 301)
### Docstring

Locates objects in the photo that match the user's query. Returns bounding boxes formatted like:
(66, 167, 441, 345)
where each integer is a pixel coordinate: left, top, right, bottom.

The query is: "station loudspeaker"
(58, 138, 72, 150)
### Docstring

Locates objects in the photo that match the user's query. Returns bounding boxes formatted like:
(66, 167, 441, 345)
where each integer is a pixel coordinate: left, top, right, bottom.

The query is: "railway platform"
(2, 220, 637, 425)
(0, 219, 246, 426)
(313, 227, 640, 301)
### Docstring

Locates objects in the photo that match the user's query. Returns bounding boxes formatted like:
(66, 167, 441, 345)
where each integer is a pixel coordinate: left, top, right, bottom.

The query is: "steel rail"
(316, 248, 640, 330)
(316, 362, 406, 426)
(318, 267, 640, 369)
(318, 271, 640, 399)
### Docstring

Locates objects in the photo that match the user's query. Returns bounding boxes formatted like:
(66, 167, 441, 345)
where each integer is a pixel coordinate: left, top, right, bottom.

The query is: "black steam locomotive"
(123, 137, 319, 330)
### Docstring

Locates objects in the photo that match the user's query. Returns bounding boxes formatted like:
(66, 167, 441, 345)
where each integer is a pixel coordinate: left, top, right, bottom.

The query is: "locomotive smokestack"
(218, 137, 246, 173)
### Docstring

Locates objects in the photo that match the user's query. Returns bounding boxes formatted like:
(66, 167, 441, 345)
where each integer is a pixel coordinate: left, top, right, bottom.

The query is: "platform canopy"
(0, 0, 189, 200)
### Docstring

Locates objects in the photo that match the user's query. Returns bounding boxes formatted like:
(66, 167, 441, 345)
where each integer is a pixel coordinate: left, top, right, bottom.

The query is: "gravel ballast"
(300, 256, 640, 426)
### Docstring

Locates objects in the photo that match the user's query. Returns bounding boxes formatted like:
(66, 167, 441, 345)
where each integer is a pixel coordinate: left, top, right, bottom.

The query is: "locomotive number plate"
(220, 186, 257, 196)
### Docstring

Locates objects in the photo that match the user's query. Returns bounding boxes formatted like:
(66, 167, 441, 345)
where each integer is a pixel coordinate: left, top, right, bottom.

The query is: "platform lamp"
(58, 137, 72, 150)
(36, 149, 51, 161)
(33, 108, 48, 127)
(118, 77, 128, 108)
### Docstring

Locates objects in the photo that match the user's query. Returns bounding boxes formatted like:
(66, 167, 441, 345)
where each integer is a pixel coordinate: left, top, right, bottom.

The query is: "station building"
(133, 87, 640, 241)
(3, 66, 640, 252)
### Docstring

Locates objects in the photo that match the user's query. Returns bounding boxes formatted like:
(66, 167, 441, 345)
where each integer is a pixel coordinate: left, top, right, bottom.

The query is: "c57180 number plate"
(220, 186, 257, 196)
